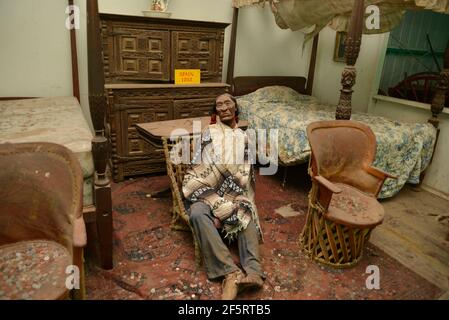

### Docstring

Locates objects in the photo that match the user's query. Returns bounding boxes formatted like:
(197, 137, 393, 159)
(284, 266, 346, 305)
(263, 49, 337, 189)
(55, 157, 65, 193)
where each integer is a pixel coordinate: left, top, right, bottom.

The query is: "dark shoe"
(221, 271, 244, 300)
(237, 273, 264, 292)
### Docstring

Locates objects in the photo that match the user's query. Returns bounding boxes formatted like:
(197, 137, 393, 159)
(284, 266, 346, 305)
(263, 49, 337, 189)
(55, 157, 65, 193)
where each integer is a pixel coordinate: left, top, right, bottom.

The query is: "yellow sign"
(175, 69, 201, 85)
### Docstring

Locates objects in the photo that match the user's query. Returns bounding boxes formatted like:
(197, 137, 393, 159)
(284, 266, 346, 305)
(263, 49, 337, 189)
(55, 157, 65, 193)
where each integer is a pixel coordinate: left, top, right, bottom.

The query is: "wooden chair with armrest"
(0, 142, 87, 299)
(299, 120, 397, 268)
(162, 135, 204, 269)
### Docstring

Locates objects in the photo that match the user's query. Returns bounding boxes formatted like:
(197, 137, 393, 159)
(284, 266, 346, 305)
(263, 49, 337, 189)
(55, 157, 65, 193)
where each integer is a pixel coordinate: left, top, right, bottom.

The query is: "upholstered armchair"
(0, 142, 86, 299)
(299, 120, 396, 268)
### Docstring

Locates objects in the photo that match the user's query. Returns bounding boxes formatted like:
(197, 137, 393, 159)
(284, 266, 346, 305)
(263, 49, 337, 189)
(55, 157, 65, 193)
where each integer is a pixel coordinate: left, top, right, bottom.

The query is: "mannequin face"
(215, 94, 236, 124)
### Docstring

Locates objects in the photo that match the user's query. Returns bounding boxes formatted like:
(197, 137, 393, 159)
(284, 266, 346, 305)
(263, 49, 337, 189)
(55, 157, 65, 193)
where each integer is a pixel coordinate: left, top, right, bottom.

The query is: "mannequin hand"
(213, 218, 223, 229)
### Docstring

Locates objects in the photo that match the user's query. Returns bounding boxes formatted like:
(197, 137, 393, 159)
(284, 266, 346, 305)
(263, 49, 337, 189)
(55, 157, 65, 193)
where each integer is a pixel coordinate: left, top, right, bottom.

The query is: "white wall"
(234, 5, 310, 78)
(313, 28, 388, 113)
(0, 0, 73, 98)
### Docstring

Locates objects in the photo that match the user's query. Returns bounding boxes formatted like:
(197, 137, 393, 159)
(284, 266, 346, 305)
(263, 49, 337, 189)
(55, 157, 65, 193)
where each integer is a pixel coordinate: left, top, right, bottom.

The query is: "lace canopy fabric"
(232, 0, 449, 40)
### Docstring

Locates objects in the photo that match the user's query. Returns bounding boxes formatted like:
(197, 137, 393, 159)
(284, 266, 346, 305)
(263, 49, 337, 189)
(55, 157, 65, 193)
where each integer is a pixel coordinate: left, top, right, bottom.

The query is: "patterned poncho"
(182, 122, 263, 242)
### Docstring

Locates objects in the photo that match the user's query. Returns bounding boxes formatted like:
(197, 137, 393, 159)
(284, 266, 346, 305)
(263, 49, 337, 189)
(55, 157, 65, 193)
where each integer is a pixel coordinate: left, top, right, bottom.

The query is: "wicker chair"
(0, 142, 86, 299)
(162, 135, 203, 268)
(299, 120, 396, 268)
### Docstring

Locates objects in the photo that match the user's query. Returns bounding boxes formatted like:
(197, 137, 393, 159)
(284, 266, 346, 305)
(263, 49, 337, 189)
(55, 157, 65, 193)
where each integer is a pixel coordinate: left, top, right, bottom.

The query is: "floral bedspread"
(237, 86, 437, 199)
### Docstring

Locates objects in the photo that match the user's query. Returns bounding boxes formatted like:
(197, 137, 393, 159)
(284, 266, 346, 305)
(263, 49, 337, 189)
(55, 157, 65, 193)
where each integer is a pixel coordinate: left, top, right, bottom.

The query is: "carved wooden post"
(68, 0, 80, 102)
(227, 7, 239, 90)
(336, 0, 365, 120)
(87, 0, 113, 270)
(428, 40, 449, 129)
(306, 34, 319, 96)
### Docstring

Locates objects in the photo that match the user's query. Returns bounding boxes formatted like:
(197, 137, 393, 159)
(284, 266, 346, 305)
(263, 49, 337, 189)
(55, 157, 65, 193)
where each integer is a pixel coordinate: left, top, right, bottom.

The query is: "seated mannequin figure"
(182, 93, 265, 300)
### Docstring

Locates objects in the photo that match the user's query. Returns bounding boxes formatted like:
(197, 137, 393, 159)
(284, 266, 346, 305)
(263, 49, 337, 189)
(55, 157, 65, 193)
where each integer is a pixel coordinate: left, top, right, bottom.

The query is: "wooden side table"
(136, 117, 248, 146)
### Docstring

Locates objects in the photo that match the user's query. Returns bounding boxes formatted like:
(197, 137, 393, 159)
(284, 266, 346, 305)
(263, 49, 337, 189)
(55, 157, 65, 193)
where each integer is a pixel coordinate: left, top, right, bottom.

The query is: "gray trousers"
(189, 202, 263, 280)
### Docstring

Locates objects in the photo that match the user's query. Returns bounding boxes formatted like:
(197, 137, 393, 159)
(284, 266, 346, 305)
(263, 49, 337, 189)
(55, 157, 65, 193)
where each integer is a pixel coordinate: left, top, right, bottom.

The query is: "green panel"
(386, 48, 445, 58)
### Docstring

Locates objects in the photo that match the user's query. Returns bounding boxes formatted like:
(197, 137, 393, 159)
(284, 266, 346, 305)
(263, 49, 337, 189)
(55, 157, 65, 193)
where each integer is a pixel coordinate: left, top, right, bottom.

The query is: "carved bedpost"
(336, 0, 365, 120)
(428, 40, 449, 129)
(227, 7, 239, 91)
(68, 0, 80, 102)
(87, 0, 113, 270)
(306, 34, 319, 96)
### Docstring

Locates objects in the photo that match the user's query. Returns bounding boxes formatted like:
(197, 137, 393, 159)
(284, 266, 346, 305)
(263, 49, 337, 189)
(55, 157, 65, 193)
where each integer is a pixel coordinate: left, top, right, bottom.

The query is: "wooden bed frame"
(227, 1, 447, 128)
(2, 1, 113, 270)
(226, 0, 448, 184)
(86, 0, 113, 270)
(233, 75, 308, 97)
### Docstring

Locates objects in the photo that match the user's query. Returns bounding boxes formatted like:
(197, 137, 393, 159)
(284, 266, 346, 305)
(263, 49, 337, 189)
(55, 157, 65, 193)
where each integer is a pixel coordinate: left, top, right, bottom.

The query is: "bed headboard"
(232, 76, 307, 97)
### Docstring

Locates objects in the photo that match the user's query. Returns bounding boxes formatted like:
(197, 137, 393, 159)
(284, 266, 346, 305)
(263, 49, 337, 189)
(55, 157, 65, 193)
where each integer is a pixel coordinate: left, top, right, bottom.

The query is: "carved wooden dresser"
(100, 14, 230, 181)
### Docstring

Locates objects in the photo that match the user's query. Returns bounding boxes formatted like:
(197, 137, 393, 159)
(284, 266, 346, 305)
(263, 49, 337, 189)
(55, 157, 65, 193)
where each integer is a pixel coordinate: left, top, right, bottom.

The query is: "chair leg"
(301, 213, 373, 268)
(72, 247, 86, 300)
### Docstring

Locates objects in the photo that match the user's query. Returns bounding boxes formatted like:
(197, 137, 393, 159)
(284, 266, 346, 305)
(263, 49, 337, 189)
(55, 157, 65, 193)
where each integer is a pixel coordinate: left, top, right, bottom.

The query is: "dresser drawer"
(125, 136, 165, 158)
(123, 159, 167, 177)
(174, 98, 215, 119)
(121, 100, 172, 128)
(121, 104, 172, 157)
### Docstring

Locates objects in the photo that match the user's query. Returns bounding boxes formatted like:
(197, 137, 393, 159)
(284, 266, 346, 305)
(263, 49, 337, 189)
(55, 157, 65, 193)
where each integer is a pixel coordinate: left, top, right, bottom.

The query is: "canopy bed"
(227, 0, 449, 198)
(0, 0, 113, 270)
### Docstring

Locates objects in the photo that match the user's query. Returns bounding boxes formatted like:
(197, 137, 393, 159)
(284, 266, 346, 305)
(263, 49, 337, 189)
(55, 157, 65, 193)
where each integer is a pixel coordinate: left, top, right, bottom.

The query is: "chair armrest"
(366, 166, 398, 180)
(312, 175, 342, 210)
(73, 216, 87, 248)
(313, 175, 342, 194)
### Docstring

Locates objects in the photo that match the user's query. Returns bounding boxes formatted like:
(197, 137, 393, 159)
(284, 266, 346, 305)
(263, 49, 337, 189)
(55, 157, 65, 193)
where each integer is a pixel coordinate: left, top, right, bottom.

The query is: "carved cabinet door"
(172, 31, 220, 82)
(111, 27, 170, 81)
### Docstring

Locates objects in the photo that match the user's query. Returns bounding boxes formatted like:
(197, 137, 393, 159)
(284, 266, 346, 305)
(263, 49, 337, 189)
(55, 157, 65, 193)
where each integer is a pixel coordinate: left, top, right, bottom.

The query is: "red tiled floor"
(85, 166, 443, 300)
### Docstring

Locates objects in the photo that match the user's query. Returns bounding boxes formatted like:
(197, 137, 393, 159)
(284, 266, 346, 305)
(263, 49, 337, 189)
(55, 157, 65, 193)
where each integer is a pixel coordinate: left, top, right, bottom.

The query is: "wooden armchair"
(299, 121, 396, 268)
(0, 143, 86, 299)
(162, 136, 203, 268)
